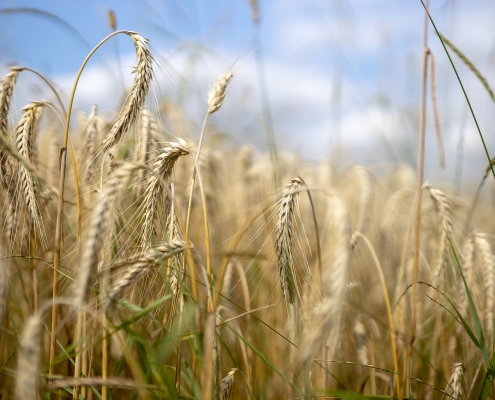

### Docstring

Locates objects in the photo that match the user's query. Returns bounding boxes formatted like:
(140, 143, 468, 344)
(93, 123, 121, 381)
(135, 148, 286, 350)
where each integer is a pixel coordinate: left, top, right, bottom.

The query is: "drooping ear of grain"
(13, 102, 47, 248)
(104, 240, 186, 305)
(74, 163, 137, 309)
(141, 139, 189, 246)
(444, 362, 465, 400)
(220, 368, 237, 400)
(101, 33, 153, 154)
(83, 105, 99, 186)
(275, 177, 303, 309)
(299, 195, 351, 364)
(425, 185, 453, 289)
(0, 68, 20, 139)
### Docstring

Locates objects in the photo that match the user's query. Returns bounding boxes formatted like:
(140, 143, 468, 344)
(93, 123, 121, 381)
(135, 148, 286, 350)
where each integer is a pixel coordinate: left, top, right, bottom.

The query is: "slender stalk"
(183, 113, 209, 300)
(405, 3, 430, 397)
(49, 29, 134, 381)
(30, 232, 37, 312)
(354, 232, 400, 396)
(18, 67, 67, 116)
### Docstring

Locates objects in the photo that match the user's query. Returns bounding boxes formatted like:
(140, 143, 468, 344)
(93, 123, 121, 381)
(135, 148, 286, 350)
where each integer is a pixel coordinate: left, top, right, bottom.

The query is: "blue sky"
(1, 0, 495, 190)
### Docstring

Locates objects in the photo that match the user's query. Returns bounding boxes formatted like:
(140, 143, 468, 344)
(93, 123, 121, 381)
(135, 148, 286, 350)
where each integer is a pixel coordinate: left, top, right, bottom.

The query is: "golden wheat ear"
(101, 33, 153, 154)
(74, 163, 138, 310)
(13, 102, 48, 249)
(103, 240, 187, 306)
(275, 177, 304, 311)
(141, 140, 189, 246)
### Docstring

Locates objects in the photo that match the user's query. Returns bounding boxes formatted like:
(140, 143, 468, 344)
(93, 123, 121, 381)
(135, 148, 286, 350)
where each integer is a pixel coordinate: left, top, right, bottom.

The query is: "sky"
(1, 0, 495, 192)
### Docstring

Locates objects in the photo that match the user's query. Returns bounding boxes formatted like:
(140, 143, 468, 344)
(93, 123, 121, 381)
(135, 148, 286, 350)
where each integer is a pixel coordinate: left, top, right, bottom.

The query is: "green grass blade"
(478, 369, 494, 400)
(419, 0, 495, 181)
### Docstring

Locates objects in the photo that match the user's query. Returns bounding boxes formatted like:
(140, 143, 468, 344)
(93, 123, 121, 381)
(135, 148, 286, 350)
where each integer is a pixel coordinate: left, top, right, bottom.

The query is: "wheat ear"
(141, 139, 189, 245)
(445, 362, 466, 400)
(473, 233, 495, 341)
(275, 177, 304, 310)
(74, 163, 137, 309)
(83, 105, 99, 185)
(220, 368, 237, 400)
(0, 67, 21, 138)
(208, 72, 233, 114)
(104, 240, 186, 305)
(101, 33, 153, 153)
(13, 102, 47, 248)
(425, 185, 453, 289)
(134, 109, 155, 194)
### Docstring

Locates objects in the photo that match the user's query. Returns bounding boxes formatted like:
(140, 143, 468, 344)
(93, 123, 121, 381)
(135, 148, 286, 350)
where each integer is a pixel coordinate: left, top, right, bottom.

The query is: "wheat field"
(0, 5, 495, 400)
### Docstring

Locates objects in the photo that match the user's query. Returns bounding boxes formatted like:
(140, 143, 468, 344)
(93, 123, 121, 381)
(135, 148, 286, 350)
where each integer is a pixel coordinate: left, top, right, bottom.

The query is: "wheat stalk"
(349, 165, 373, 248)
(101, 33, 153, 153)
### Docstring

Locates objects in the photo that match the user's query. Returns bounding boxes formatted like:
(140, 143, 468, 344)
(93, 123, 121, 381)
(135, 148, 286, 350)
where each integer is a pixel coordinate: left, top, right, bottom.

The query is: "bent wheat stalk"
(50, 30, 153, 375)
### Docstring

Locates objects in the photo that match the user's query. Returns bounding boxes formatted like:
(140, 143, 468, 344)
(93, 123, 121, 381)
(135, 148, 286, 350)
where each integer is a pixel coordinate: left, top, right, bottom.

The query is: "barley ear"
(101, 33, 153, 153)
(275, 177, 304, 310)
(208, 72, 233, 114)
(220, 368, 237, 400)
(75, 163, 137, 309)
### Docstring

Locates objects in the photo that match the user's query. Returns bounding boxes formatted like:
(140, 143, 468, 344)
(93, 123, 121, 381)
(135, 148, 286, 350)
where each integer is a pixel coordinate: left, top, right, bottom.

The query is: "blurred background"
(0, 0, 494, 194)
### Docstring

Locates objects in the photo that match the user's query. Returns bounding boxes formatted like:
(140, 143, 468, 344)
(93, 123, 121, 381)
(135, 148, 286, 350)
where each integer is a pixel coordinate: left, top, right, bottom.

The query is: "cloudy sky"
(1, 0, 495, 191)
